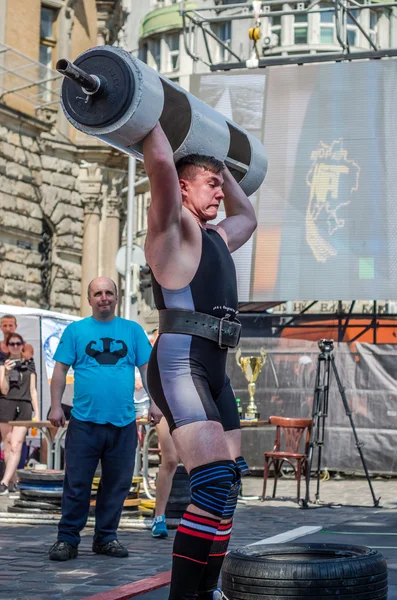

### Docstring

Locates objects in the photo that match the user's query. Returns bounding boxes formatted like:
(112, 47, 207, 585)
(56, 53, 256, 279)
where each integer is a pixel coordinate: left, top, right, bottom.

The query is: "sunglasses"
(8, 342, 23, 347)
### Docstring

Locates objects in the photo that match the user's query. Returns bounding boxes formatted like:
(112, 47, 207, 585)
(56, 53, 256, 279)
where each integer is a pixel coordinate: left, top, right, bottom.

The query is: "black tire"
(166, 501, 190, 509)
(172, 467, 188, 480)
(17, 469, 64, 483)
(222, 544, 388, 600)
(223, 571, 388, 591)
(167, 496, 191, 504)
(175, 465, 188, 474)
(165, 510, 184, 519)
(222, 576, 387, 597)
(169, 481, 190, 491)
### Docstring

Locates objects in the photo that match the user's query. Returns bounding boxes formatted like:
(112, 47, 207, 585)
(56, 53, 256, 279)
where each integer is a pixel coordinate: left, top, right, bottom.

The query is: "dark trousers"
(58, 416, 137, 547)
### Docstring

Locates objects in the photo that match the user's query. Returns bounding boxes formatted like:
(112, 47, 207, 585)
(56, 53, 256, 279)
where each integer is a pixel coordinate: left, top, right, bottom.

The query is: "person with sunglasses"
(0, 332, 39, 494)
(0, 315, 34, 364)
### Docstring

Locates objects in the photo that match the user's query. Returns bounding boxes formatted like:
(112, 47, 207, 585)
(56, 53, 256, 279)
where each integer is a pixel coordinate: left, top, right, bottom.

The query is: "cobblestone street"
(0, 475, 396, 599)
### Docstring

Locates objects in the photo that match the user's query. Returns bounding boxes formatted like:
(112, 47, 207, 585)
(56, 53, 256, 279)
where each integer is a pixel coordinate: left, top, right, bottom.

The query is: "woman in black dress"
(0, 333, 39, 494)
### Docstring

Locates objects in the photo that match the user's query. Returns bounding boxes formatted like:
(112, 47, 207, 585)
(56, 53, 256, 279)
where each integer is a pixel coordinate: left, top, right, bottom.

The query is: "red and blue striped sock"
(169, 510, 220, 600)
(197, 471, 242, 598)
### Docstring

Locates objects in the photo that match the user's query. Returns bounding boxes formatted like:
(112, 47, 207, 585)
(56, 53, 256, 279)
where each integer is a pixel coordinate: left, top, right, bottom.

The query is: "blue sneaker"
(152, 515, 168, 538)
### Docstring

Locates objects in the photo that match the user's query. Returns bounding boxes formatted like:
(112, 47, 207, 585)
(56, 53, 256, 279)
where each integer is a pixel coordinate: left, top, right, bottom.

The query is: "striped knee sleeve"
(236, 455, 251, 477)
(190, 460, 236, 518)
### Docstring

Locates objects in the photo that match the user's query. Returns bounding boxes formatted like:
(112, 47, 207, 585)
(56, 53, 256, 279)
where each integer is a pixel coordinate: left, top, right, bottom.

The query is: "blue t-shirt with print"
(54, 316, 152, 426)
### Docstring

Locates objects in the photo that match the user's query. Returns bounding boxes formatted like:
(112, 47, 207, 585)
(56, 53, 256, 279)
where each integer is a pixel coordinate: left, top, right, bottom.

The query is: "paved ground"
(0, 474, 396, 599)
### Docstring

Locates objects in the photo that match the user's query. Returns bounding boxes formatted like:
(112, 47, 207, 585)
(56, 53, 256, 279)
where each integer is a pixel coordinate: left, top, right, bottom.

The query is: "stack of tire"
(9, 469, 64, 515)
(165, 465, 190, 520)
(222, 543, 388, 600)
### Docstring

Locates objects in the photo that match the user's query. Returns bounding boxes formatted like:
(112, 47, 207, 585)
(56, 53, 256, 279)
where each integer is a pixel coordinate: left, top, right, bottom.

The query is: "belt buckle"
(219, 314, 232, 349)
(234, 319, 242, 348)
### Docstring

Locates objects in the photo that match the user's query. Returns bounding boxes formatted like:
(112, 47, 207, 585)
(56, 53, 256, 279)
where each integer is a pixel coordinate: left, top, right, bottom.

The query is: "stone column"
(103, 196, 123, 284)
(99, 170, 125, 285)
(79, 163, 104, 316)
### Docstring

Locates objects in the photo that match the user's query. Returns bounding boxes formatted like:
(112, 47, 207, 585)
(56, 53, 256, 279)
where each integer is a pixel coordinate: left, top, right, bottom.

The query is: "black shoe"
(0, 483, 8, 495)
(92, 539, 129, 557)
(49, 541, 78, 561)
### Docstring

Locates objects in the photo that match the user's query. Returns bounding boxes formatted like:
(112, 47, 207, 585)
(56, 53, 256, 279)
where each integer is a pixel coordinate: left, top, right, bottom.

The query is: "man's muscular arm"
(143, 122, 182, 232)
(216, 167, 257, 253)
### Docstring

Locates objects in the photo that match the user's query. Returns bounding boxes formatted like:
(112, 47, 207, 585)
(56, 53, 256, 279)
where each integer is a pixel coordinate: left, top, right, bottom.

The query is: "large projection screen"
(191, 59, 397, 302)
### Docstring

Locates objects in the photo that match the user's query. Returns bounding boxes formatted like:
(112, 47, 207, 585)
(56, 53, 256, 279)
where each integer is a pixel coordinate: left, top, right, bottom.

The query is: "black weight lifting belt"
(159, 309, 241, 349)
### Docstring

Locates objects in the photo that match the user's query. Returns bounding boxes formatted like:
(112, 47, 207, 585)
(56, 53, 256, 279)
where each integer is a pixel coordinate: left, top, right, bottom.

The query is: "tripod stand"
(301, 339, 380, 509)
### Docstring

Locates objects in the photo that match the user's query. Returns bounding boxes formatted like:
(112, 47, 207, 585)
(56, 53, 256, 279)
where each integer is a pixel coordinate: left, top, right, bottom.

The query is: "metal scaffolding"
(0, 42, 62, 110)
(180, 0, 397, 69)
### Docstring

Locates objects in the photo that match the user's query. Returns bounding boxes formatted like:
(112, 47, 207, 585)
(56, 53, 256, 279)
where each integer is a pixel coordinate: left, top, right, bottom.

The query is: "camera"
(318, 338, 334, 353)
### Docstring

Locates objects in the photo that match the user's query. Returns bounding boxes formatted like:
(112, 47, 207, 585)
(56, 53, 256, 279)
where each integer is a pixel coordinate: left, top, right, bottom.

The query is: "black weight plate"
(20, 489, 63, 499)
(19, 493, 61, 505)
(18, 469, 64, 482)
(8, 506, 61, 514)
(61, 49, 134, 128)
(18, 482, 63, 490)
(15, 499, 62, 510)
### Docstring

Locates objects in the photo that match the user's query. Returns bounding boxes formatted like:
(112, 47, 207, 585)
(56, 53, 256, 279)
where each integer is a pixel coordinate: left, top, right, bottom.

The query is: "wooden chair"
(261, 416, 312, 503)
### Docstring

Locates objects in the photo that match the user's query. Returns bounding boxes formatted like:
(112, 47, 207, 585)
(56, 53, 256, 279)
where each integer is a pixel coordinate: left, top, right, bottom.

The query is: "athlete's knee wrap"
(236, 455, 251, 477)
(189, 460, 236, 518)
(223, 468, 242, 519)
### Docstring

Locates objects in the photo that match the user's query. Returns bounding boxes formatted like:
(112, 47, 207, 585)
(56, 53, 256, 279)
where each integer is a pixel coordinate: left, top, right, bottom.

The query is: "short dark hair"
(1, 314, 17, 324)
(5, 332, 24, 346)
(176, 154, 224, 181)
(87, 278, 118, 298)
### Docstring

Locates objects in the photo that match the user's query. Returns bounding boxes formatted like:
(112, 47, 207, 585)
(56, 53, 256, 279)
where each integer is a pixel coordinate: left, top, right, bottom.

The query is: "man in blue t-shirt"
(47, 277, 160, 562)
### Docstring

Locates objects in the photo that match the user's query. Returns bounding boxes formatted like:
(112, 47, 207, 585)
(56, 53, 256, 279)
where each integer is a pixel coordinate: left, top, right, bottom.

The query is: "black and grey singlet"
(147, 227, 240, 433)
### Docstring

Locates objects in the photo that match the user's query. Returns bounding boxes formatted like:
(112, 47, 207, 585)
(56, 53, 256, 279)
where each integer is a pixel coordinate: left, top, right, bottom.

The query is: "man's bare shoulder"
(145, 208, 202, 288)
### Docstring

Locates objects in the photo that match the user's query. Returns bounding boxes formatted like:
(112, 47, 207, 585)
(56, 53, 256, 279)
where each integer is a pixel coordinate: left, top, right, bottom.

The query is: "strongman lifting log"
(55, 48, 387, 600)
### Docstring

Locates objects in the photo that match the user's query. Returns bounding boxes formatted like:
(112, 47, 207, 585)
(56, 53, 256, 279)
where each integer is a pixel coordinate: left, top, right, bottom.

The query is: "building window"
(347, 10, 359, 47)
(294, 13, 308, 44)
(139, 43, 148, 64)
(369, 10, 378, 43)
(39, 7, 56, 68)
(214, 21, 232, 62)
(320, 10, 335, 44)
(39, 6, 57, 102)
(271, 15, 281, 44)
(149, 38, 162, 71)
(166, 32, 180, 72)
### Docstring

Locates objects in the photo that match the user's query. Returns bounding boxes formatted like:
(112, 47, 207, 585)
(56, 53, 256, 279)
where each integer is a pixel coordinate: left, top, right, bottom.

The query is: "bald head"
(87, 277, 118, 299)
(87, 277, 118, 321)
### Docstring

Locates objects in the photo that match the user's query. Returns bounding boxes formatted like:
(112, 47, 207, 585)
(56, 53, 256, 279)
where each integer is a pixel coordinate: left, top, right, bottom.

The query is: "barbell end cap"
(56, 58, 101, 94)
